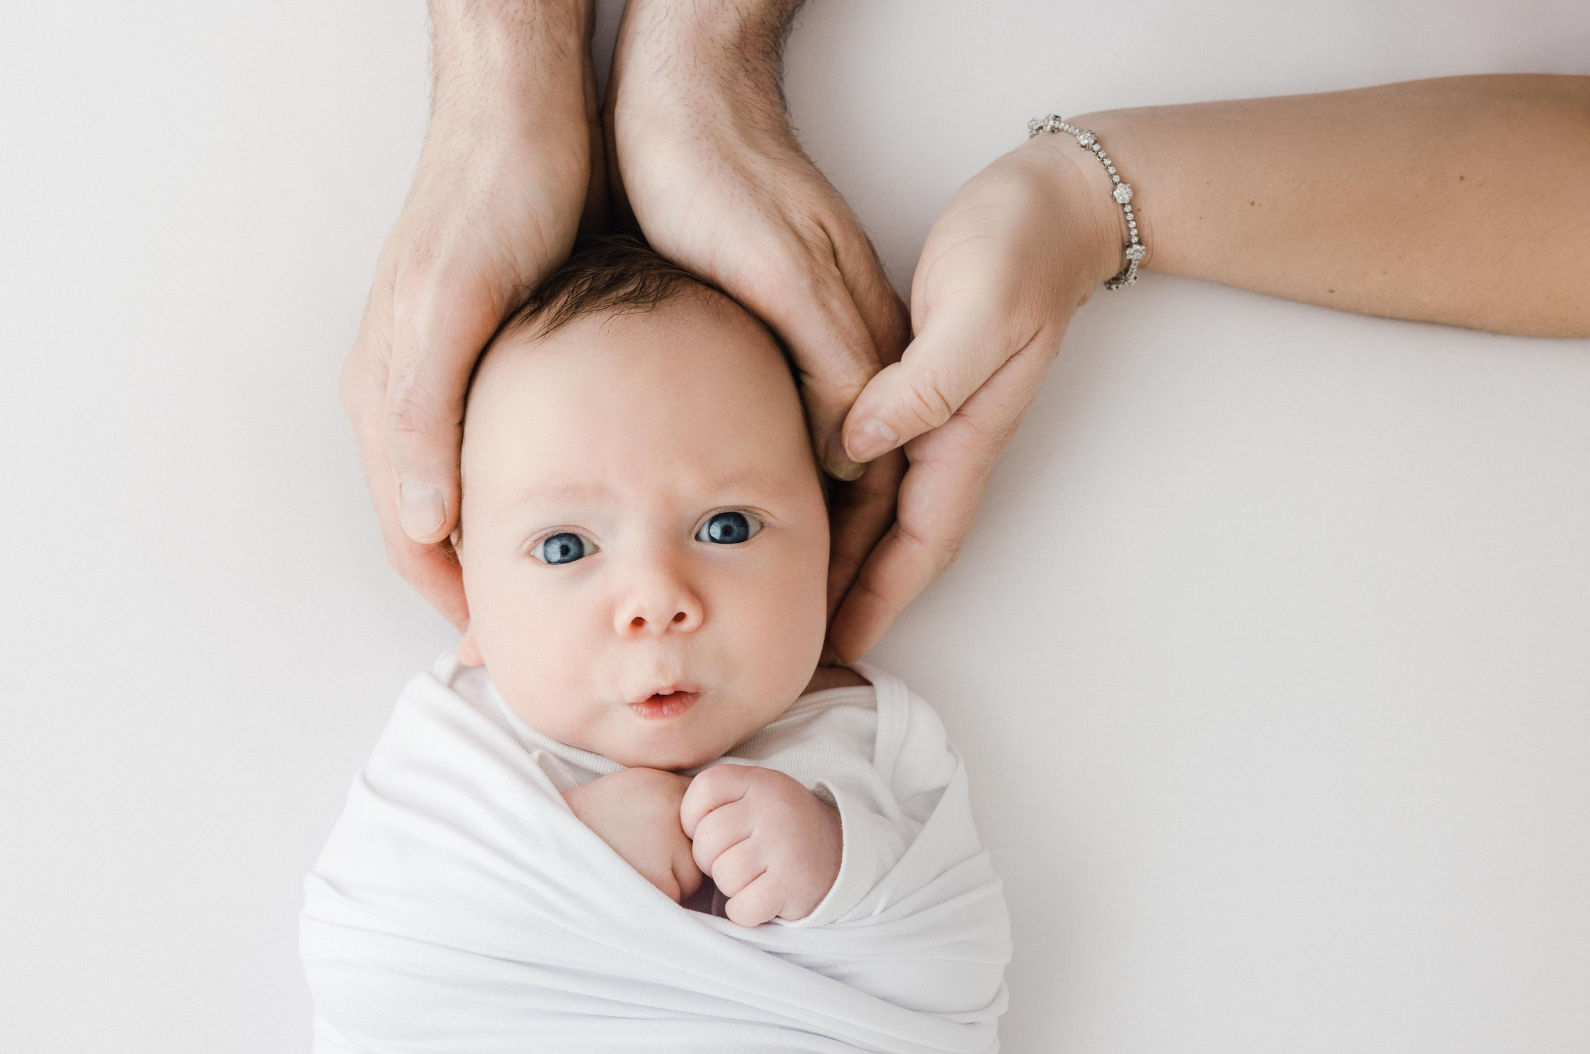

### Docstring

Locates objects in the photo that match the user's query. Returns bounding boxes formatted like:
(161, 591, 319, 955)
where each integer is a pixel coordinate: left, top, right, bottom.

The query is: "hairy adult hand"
(829, 130, 1127, 660)
(605, 0, 910, 630)
(340, 2, 602, 627)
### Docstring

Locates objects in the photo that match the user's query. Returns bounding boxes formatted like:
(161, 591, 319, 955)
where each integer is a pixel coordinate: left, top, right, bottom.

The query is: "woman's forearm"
(1076, 75, 1590, 337)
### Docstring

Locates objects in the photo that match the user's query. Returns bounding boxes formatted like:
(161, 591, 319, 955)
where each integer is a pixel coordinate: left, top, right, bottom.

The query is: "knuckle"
(949, 415, 1006, 468)
(898, 520, 964, 575)
(898, 363, 958, 430)
(694, 764, 735, 793)
(382, 378, 445, 439)
(763, 769, 803, 802)
(849, 572, 897, 610)
(690, 810, 723, 846)
(778, 258, 832, 310)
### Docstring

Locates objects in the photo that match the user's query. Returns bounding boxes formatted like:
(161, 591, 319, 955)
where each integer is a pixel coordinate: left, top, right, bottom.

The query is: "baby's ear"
(458, 623, 484, 667)
(448, 525, 481, 666)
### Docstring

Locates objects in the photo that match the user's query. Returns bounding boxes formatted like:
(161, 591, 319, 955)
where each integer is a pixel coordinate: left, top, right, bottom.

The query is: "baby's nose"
(614, 574, 704, 636)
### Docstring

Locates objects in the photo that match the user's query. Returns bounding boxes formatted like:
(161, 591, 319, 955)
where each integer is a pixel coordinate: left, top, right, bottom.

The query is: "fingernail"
(398, 481, 446, 540)
(822, 433, 867, 482)
(844, 419, 899, 463)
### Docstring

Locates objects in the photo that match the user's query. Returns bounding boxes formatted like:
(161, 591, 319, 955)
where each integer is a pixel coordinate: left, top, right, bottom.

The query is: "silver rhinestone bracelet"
(1027, 114, 1146, 290)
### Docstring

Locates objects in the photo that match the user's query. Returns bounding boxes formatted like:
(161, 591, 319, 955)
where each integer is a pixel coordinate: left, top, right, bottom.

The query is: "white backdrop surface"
(2, 1, 1588, 1051)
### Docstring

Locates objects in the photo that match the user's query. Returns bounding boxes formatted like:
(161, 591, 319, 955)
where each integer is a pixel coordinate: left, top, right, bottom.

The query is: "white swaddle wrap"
(301, 653, 1010, 1053)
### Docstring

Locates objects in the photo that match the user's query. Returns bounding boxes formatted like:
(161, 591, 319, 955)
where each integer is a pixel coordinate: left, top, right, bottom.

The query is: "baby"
(302, 237, 1010, 1052)
(453, 235, 862, 923)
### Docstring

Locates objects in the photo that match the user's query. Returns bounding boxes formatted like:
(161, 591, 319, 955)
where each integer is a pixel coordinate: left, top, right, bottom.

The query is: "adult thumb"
(384, 284, 500, 543)
(840, 305, 1015, 463)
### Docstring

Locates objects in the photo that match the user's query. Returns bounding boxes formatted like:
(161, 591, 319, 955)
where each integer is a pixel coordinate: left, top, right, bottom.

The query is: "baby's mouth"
(627, 686, 701, 720)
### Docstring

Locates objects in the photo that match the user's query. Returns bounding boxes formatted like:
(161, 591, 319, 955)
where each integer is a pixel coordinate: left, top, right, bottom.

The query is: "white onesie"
(301, 652, 1011, 1053)
(466, 658, 960, 926)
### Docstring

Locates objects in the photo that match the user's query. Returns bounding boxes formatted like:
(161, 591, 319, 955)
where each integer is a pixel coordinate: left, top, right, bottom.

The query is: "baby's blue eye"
(534, 532, 593, 565)
(696, 511, 763, 545)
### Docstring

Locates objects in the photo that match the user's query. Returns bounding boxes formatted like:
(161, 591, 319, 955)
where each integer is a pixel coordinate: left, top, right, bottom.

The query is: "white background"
(2, 1, 1588, 1050)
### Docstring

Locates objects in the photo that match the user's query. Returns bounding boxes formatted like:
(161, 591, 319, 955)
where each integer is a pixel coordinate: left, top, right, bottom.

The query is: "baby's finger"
(724, 870, 787, 928)
(687, 799, 755, 876)
(707, 838, 768, 899)
(641, 865, 682, 904)
(678, 762, 759, 838)
(671, 844, 705, 903)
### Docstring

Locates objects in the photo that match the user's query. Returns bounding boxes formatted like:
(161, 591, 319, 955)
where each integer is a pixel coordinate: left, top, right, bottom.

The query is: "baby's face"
(456, 294, 829, 771)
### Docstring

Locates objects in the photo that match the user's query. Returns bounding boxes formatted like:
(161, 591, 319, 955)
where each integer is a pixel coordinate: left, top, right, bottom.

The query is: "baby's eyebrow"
(499, 469, 792, 516)
(696, 469, 784, 496)
(504, 480, 618, 508)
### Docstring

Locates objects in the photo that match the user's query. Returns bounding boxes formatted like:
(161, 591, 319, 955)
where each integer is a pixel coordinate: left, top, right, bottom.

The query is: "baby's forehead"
(471, 292, 799, 416)
(462, 296, 816, 495)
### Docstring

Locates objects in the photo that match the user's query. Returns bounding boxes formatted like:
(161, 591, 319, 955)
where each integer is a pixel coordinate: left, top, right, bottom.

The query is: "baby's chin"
(591, 687, 814, 772)
(497, 665, 849, 771)
(598, 709, 772, 773)
(606, 742, 723, 774)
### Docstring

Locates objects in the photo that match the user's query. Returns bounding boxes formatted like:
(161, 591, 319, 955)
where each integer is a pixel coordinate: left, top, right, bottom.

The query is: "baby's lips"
(626, 688, 703, 721)
(626, 683, 702, 706)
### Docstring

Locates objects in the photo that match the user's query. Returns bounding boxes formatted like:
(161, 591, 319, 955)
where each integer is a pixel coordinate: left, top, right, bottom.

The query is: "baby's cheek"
(470, 571, 598, 734)
(728, 549, 827, 699)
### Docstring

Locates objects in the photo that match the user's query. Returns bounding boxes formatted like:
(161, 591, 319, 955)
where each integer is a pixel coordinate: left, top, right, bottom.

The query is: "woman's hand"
(605, 0, 910, 624)
(828, 133, 1123, 661)
(563, 767, 704, 903)
(340, 0, 603, 628)
(828, 75, 1590, 660)
(681, 763, 843, 927)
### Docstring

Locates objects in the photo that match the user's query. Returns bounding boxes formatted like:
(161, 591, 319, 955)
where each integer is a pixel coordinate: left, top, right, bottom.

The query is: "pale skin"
(453, 292, 864, 925)
(564, 750, 849, 926)
(345, 12, 1590, 667)
(340, 0, 598, 628)
(341, 0, 905, 632)
(830, 73, 1590, 659)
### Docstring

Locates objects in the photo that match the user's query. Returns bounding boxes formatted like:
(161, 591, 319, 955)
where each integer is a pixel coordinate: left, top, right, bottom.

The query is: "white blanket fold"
(302, 659, 1010, 1053)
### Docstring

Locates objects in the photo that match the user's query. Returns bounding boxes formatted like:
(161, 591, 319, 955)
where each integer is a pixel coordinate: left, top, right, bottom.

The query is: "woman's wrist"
(1017, 125, 1134, 293)
(1070, 109, 1161, 273)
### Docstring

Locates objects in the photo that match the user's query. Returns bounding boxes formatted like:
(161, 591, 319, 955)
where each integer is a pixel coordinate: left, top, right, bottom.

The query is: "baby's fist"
(563, 767, 703, 904)
(680, 764, 842, 927)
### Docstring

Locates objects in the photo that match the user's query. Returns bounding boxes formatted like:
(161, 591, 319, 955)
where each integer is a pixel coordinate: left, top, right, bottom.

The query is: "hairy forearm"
(428, 0, 592, 123)
(612, 0, 804, 126)
(1077, 75, 1590, 337)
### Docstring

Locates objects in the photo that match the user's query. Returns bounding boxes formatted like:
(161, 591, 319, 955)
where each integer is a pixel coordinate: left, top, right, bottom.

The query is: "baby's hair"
(454, 236, 831, 549)
(497, 233, 722, 342)
(478, 233, 809, 424)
